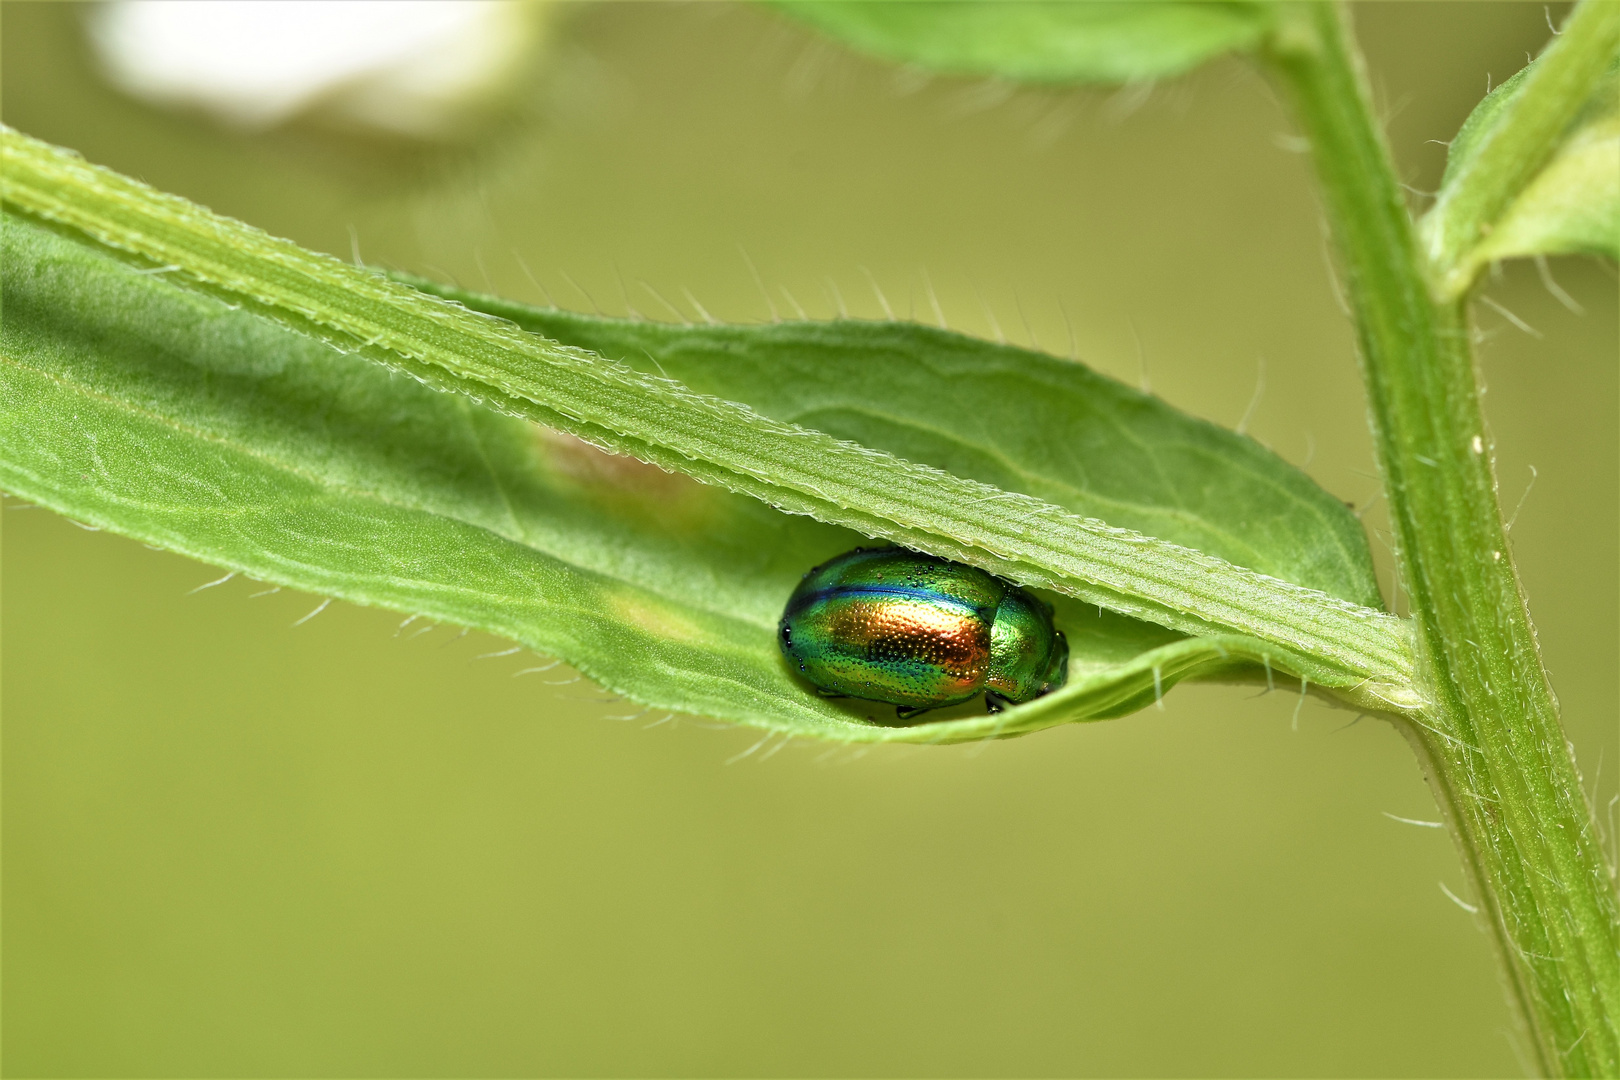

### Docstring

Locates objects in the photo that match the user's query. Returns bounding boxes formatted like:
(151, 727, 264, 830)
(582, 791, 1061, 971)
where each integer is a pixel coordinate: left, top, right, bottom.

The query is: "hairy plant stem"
(1267, 4, 1619, 1075)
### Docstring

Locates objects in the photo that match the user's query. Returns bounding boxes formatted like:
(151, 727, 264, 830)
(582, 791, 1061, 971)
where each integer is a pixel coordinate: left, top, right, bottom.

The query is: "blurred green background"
(3, 2, 1615, 1075)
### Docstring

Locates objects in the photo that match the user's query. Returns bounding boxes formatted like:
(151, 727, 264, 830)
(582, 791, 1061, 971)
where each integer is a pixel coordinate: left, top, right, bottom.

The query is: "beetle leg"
(984, 691, 1011, 714)
(814, 688, 849, 700)
(895, 704, 930, 721)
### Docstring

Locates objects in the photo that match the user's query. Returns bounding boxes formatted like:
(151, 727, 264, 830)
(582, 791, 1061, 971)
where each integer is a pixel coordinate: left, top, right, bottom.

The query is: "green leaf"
(1420, 1, 1620, 297)
(1471, 66, 1619, 266)
(403, 276, 1384, 612)
(0, 214, 1273, 743)
(0, 215, 845, 737)
(0, 128, 1417, 721)
(774, 0, 1271, 85)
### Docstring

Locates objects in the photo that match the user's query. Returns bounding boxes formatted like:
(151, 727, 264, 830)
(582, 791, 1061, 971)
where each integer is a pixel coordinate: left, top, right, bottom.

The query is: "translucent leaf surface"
(774, 0, 1270, 84)
(1472, 68, 1619, 265)
(1, 217, 1408, 742)
(405, 277, 1384, 611)
(1423, 27, 1619, 296)
(0, 128, 1413, 700)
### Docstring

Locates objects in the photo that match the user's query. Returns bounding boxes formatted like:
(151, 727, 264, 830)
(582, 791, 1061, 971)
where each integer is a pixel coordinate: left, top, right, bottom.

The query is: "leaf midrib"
(1, 127, 1413, 692)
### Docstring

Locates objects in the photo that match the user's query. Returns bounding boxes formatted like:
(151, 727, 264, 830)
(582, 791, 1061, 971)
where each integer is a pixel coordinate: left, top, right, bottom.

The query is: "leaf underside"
(1475, 66, 1619, 265)
(0, 128, 1413, 699)
(1426, 55, 1619, 288)
(402, 275, 1384, 610)
(2, 215, 1386, 741)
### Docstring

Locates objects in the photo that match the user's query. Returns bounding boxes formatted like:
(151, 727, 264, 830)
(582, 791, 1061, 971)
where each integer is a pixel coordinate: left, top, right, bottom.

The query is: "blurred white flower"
(87, 0, 547, 139)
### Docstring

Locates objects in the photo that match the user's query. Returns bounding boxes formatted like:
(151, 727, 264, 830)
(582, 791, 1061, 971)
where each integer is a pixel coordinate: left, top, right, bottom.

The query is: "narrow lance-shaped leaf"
(0, 128, 1416, 705)
(1458, 62, 1618, 273)
(1420, 0, 1620, 298)
(2, 214, 1350, 743)
(774, 0, 1272, 85)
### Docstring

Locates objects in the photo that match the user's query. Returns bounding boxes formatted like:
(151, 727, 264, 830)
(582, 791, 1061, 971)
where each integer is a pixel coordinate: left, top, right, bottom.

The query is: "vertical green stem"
(1266, 4, 1619, 1075)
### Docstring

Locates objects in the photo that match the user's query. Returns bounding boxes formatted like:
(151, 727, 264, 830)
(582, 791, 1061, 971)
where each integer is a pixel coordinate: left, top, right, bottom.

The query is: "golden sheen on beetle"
(778, 547, 1069, 721)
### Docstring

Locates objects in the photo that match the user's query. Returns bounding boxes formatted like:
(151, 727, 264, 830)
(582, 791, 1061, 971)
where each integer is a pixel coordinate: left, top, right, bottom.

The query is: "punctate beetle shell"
(778, 547, 1068, 719)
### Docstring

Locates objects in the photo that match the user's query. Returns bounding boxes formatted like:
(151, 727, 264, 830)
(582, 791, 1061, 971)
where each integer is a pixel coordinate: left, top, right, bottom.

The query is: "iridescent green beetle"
(778, 547, 1068, 721)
